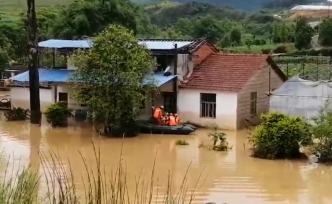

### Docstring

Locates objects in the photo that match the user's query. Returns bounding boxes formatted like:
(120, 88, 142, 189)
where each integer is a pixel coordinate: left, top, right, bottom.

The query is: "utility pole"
(27, 0, 41, 124)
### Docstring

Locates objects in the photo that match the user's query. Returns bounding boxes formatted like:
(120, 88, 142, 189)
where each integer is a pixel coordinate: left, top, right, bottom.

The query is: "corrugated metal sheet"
(291, 5, 331, 11)
(139, 40, 193, 50)
(11, 69, 176, 87)
(12, 69, 73, 82)
(38, 39, 92, 48)
(38, 39, 193, 50)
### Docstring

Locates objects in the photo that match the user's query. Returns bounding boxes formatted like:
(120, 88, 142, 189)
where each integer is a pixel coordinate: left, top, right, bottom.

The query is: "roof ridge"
(212, 53, 269, 57)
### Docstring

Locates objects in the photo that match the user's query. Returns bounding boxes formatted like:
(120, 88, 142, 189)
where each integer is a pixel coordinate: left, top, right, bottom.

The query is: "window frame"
(200, 93, 216, 118)
(250, 92, 257, 116)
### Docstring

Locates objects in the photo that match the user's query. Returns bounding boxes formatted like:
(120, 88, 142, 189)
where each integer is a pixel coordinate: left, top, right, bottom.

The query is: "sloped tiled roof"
(180, 54, 284, 92)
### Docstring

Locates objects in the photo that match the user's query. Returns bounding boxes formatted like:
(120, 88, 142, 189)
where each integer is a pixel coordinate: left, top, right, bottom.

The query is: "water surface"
(0, 117, 331, 204)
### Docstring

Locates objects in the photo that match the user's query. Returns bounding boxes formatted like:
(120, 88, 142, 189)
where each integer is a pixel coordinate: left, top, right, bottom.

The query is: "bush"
(261, 48, 271, 54)
(253, 39, 261, 45)
(175, 139, 189, 145)
(45, 102, 73, 127)
(310, 108, 332, 162)
(249, 112, 310, 160)
(208, 127, 230, 151)
(273, 45, 288, 53)
(4, 107, 29, 121)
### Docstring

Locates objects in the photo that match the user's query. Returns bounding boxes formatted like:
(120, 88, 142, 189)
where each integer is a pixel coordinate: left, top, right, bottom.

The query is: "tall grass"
(0, 142, 201, 204)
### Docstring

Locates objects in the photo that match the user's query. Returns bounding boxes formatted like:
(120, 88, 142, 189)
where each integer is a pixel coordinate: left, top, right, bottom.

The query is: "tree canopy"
(69, 25, 154, 135)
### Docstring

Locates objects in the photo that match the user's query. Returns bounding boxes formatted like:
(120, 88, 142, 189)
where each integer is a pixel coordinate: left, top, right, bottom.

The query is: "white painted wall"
(178, 89, 238, 130)
(10, 84, 85, 112)
(10, 87, 53, 111)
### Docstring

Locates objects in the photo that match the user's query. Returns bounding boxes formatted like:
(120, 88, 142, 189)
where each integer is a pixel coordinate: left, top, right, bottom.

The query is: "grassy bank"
(0, 143, 199, 204)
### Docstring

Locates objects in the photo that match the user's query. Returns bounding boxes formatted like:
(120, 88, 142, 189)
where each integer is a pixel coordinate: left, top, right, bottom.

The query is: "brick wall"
(192, 42, 217, 68)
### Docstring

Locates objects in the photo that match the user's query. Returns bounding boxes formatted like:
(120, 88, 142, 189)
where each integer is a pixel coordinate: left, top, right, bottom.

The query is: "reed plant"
(0, 141, 201, 204)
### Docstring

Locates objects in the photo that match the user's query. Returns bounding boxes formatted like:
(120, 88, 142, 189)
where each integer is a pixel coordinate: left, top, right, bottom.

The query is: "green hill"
(0, 0, 325, 12)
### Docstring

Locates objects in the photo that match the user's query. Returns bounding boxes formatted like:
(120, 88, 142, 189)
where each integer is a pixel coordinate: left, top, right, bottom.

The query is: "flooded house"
(179, 54, 287, 130)
(8, 38, 218, 114)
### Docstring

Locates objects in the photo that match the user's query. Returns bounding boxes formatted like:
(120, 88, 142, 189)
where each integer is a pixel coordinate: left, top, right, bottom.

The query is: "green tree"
(230, 28, 241, 46)
(272, 22, 281, 43)
(220, 35, 231, 47)
(245, 39, 252, 50)
(50, 0, 138, 39)
(295, 18, 314, 50)
(319, 19, 332, 46)
(279, 23, 289, 43)
(70, 25, 154, 136)
(191, 16, 224, 43)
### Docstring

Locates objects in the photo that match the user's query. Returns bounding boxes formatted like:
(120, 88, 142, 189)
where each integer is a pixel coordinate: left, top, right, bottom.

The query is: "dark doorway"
(58, 92, 68, 105)
(163, 92, 176, 113)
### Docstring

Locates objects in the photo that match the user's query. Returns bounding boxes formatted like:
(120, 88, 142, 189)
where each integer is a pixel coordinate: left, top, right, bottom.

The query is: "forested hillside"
(136, 0, 323, 10)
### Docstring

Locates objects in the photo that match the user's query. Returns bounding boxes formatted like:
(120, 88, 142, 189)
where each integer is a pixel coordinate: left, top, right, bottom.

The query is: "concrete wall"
(10, 84, 84, 112)
(10, 87, 53, 111)
(237, 64, 285, 128)
(177, 89, 238, 130)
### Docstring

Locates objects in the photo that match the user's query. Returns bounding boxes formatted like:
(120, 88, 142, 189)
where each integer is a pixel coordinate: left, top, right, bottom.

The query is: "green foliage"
(295, 17, 314, 50)
(319, 19, 332, 47)
(4, 107, 29, 121)
(0, 168, 38, 204)
(208, 127, 229, 151)
(175, 139, 189, 145)
(273, 45, 288, 53)
(50, 0, 139, 39)
(249, 112, 311, 160)
(70, 25, 154, 136)
(310, 106, 332, 162)
(230, 28, 241, 46)
(45, 102, 73, 127)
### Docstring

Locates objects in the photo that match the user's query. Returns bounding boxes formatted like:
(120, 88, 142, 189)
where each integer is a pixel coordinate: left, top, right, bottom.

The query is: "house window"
(59, 92, 68, 107)
(163, 92, 176, 113)
(200, 93, 216, 118)
(250, 92, 257, 115)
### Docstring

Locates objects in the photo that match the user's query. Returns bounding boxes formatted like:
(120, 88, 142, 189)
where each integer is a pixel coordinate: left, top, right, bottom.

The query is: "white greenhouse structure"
(270, 75, 332, 119)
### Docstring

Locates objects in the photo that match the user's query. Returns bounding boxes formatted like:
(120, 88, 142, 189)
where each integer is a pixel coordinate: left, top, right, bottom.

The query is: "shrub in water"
(175, 139, 189, 145)
(208, 127, 229, 151)
(310, 109, 332, 162)
(45, 102, 73, 127)
(4, 107, 29, 121)
(249, 112, 310, 159)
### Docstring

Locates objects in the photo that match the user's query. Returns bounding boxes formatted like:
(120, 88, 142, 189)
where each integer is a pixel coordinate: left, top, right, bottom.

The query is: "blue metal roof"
(38, 39, 193, 50)
(12, 69, 73, 82)
(38, 40, 92, 48)
(11, 69, 176, 87)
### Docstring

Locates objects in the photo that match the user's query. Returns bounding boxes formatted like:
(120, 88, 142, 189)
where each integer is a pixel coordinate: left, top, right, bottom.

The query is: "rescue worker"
(163, 112, 169, 125)
(169, 113, 177, 126)
(153, 106, 164, 126)
(174, 113, 181, 125)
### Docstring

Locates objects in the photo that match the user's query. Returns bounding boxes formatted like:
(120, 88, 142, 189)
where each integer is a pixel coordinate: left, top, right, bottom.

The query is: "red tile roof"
(180, 53, 279, 92)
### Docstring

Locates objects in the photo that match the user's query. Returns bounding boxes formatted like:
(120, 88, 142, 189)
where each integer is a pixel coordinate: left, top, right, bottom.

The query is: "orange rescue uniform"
(169, 116, 177, 126)
(175, 117, 181, 125)
(153, 108, 162, 125)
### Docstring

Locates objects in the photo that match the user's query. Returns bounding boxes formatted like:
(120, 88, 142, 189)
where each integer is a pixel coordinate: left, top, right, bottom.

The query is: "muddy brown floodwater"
(0, 116, 331, 204)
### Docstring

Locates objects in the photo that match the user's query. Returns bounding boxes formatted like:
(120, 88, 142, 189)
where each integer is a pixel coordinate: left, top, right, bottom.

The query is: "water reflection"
(0, 120, 330, 203)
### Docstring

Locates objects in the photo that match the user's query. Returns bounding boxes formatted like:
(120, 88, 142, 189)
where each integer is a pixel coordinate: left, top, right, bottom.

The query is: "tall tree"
(295, 17, 314, 50)
(70, 25, 154, 136)
(319, 19, 332, 46)
(27, 0, 41, 124)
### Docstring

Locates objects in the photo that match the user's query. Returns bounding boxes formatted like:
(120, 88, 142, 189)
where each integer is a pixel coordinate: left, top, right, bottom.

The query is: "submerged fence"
(273, 55, 332, 81)
(270, 55, 332, 119)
